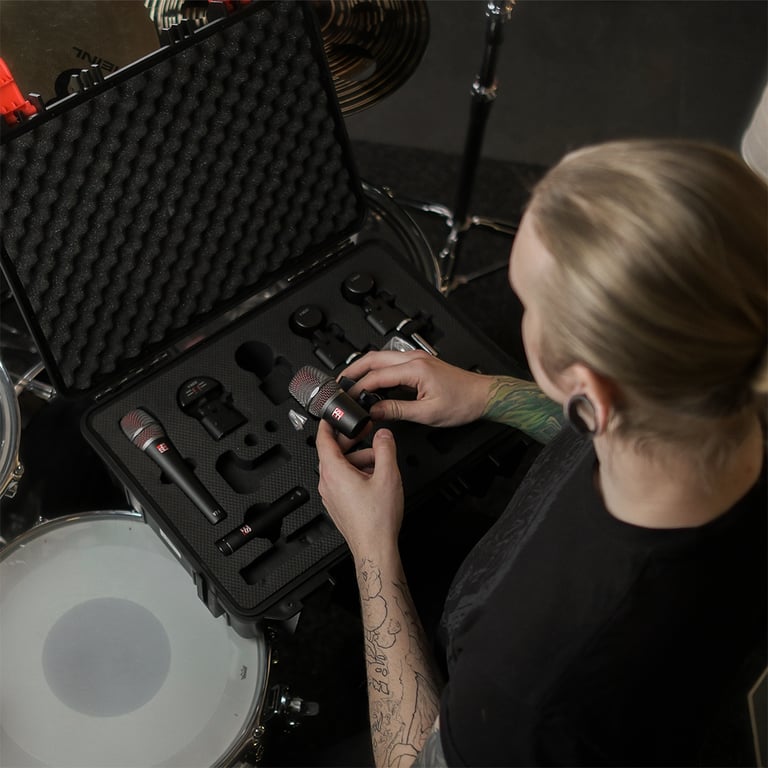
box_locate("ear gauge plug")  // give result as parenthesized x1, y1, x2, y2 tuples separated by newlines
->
(564, 394, 597, 436)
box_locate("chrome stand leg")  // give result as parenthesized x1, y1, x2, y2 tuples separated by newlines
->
(393, 1, 518, 295)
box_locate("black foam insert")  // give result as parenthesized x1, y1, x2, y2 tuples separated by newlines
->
(83, 242, 527, 631)
(0, 1, 364, 396)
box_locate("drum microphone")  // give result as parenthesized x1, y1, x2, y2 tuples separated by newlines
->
(119, 408, 226, 525)
(288, 365, 370, 438)
(215, 485, 310, 555)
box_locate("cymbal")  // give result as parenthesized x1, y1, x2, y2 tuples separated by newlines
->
(310, 0, 430, 115)
(149, 0, 429, 114)
(0, 0, 428, 115)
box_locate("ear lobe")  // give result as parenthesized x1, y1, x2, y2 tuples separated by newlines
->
(563, 363, 618, 436)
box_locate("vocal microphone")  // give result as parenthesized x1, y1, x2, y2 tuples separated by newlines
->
(288, 365, 370, 438)
(119, 407, 227, 524)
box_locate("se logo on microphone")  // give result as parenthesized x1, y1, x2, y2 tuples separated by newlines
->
(331, 407, 345, 421)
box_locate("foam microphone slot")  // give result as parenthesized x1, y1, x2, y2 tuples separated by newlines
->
(235, 341, 293, 405)
(239, 514, 334, 585)
(216, 445, 292, 494)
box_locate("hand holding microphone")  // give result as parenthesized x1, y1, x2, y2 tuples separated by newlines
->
(337, 350, 492, 428)
(288, 365, 371, 438)
(119, 408, 226, 524)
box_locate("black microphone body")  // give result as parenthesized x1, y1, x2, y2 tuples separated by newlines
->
(120, 408, 226, 525)
(288, 366, 370, 438)
(314, 387, 371, 438)
(216, 485, 310, 555)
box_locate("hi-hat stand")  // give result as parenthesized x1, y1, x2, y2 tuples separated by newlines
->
(397, 0, 518, 295)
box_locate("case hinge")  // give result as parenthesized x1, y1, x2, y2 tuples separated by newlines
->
(68, 63, 106, 94)
(159, 19, 198, 46)
(94, 351, 173, 402)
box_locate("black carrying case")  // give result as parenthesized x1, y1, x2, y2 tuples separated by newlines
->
(0, 0, 527, 637)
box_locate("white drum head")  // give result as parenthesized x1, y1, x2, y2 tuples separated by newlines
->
(0, 513, 268, 767)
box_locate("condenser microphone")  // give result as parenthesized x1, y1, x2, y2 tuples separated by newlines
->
(288, 366, 370, 438)
(119, 408, 226, 525)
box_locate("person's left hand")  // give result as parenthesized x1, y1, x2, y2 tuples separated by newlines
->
(316, 420, 404, 560)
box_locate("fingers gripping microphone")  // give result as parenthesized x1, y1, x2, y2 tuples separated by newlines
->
(119, 408, 226, 525)
(288, 366, 370, 438)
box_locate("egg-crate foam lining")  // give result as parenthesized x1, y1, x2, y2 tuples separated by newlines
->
(0, 0, 364, 396)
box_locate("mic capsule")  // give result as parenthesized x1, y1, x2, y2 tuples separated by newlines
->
(306, 377, 345, 418)
(287, 364, 327, 409)
(119, 408, 164, 450)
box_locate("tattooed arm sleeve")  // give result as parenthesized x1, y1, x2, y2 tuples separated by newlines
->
(482, 376, 563, 444)
(356, 553, 442, 768)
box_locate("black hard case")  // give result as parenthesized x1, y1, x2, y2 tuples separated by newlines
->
(0, 1, 526, 637)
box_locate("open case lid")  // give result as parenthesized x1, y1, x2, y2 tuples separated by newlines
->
(0, 0, 366, 399)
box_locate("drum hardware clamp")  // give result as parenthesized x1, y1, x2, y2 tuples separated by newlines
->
(1, 462, 24, 499)
(264, 683, 320, 730)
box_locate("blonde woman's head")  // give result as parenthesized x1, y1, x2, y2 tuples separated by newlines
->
(526, 139, 767, 449)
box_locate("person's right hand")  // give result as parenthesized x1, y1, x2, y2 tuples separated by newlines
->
(341, 350, 494, 428)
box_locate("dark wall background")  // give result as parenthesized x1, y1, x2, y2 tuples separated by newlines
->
(344, 0, 768, 167)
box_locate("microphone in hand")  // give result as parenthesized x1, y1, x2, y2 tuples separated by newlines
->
(288, 365, 370, 438)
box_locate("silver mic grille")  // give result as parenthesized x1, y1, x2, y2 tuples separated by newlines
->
(306, 379, 342, 417)
(288, 365, 336, 416)
(120, 408, 164, 446)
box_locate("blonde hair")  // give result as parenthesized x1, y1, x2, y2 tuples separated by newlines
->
(528, 139, 767, 448)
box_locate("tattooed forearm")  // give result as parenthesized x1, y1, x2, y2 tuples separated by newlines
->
(483, 376, 563, 444)
(357, 557, 442, 768)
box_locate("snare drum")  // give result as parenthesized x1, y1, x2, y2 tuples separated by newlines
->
(0, 511, 271, 767)
(0, 358, 23, 500)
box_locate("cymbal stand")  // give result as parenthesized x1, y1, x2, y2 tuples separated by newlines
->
(396, 1, 517, 295)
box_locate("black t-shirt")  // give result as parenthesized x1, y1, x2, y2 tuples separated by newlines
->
(439, 428, 767, 766)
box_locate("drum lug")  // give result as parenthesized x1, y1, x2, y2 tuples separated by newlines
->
(0, 462, 24, 499)
(240, 724, 267, 766)
(265, 683, 320, 729)
(2, 461, 24, 499)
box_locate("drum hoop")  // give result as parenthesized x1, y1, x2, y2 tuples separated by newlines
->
(214, 643, 274, 767)
(361, 180, 440, 289)
(0, 508, 144, 556)
(0, 358, 21, 498)
(1, 509, 274, 767)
